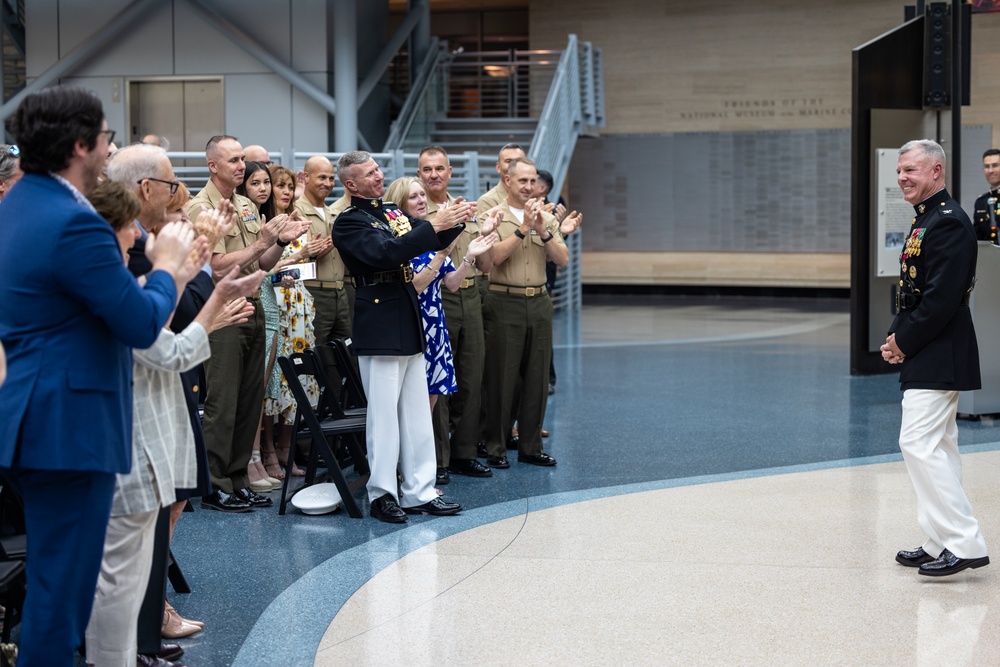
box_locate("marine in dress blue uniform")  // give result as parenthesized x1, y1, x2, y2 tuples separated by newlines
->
(330, 152, 465, 523)
(883, 139, 989, 578)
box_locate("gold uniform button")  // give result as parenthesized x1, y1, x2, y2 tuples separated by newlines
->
(374, 298, 380, 304)
(900, 280, 904, 286)
(192, 385, 199, 393)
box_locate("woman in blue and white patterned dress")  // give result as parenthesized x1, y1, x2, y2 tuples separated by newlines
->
(384, 177, 498, 408)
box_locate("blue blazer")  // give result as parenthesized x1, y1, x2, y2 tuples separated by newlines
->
(0, 173, 177, 473)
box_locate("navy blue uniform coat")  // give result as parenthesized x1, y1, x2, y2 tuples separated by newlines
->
(890, 188, 981, 392)
(331, 196, 462, 356)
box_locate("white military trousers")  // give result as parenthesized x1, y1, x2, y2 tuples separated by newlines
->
(899, 389, 988, 559)
(359, 353, 438, 507)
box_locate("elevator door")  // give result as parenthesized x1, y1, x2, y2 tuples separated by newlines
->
(128, 79, 223, 152)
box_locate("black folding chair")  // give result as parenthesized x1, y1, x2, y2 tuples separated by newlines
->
(276, 352, 368, 517)
(310, 345, 370, 473)
(328, 337, 368, 410)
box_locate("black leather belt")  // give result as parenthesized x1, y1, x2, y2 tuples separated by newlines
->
(896, 291, 970, 313)
(353, 266, 413, 288)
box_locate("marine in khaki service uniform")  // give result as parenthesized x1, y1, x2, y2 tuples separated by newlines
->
(482, 157, 567, 468)
(295, 156, 352, 347)
(417, 146, 496, 481)
(189, 135, 304, 512)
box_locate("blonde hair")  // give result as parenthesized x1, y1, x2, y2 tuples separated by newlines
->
(165, 181, 190, 214)
(384, 176, 425, 217)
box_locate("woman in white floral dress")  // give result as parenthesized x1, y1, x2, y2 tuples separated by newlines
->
(267, 165, 325, 476)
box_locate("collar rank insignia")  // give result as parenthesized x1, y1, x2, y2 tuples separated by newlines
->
(918, 204, 926, 214)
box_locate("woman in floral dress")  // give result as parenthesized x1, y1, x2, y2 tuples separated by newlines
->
(267, 165, 325, 476)
(383, 177, 499, 408)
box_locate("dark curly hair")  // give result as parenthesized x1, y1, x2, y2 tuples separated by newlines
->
(10, 86, 104, 175)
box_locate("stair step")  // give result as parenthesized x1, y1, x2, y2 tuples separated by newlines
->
(431, 128, 534, 140)
(433, 117, 538, 127)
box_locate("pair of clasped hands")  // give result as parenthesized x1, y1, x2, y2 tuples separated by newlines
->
(144, 200, 269, 331)
(512, 198, 583, 239)
(881, 333, 905, 365)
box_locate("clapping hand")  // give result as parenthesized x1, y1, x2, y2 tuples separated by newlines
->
(211, 296, 255, 331)
(560, 211, 582, 236)
(305, 233, 332, 258)
(466, 231, 499, 258)
(192, 199, 235, 247)
(480, 209, 502, 236)
(260, 213, 289, 246)
(279, 210, 311, 244)
(146, 221, 195, 274)
(524, 198, 546, 234)
(175, 235, 212, 285)
(431, 200, 476, 232)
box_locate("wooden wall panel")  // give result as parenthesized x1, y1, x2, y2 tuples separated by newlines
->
(531, 0, 1000, 139)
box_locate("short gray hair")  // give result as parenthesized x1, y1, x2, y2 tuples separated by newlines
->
(0, 144, 18, 183)
(106, 143, 168, 192)
(899, 139, 946, 169)
(337, 150, 372, 182)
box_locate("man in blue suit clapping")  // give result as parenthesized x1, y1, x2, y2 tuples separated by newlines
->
(0, 86, 196, 666)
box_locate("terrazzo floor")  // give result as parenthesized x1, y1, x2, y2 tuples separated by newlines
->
(159, 295, 1000, 666)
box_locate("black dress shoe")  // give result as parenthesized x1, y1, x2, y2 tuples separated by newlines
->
(370, 493, 407, 523)
(137, 654, 184, 667)
(477, 442, 487, 458)
(448, 458, 493, 478)
(403, 497, 463, 516)
(200, 490, 251, 513)
(918, 549, 990, 577)
(436, 466, 450, 485)
(896, 546, 935, 567)
(233, 487, 273, 508)
(486, 455, 509, 469)
(518, 453, 557, 466)
(158, 642, 184, 661)
(506, 434, 519, 450)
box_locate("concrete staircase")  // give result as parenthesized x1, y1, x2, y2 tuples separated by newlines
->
(429, 117, 537, 155)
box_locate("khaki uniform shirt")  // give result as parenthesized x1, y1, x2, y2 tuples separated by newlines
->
(328, 193, 351, 217)
(489, 200, 564, 288)
(295, 197, 346, 283)
(187, 180, 262, 277)
(476, 183, 507, 218)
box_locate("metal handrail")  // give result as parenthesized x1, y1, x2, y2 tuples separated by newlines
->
(383, 38, 444, 152)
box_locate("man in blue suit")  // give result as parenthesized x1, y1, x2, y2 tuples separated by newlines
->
(0, 86, 194, 666)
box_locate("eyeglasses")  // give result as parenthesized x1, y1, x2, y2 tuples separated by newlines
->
(138, 177, 180, 195)
(0, 145, 19, 161)
(98, 129, 116, 144)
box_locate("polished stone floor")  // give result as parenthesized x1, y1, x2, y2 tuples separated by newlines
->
(159, 295, 1000, 666)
